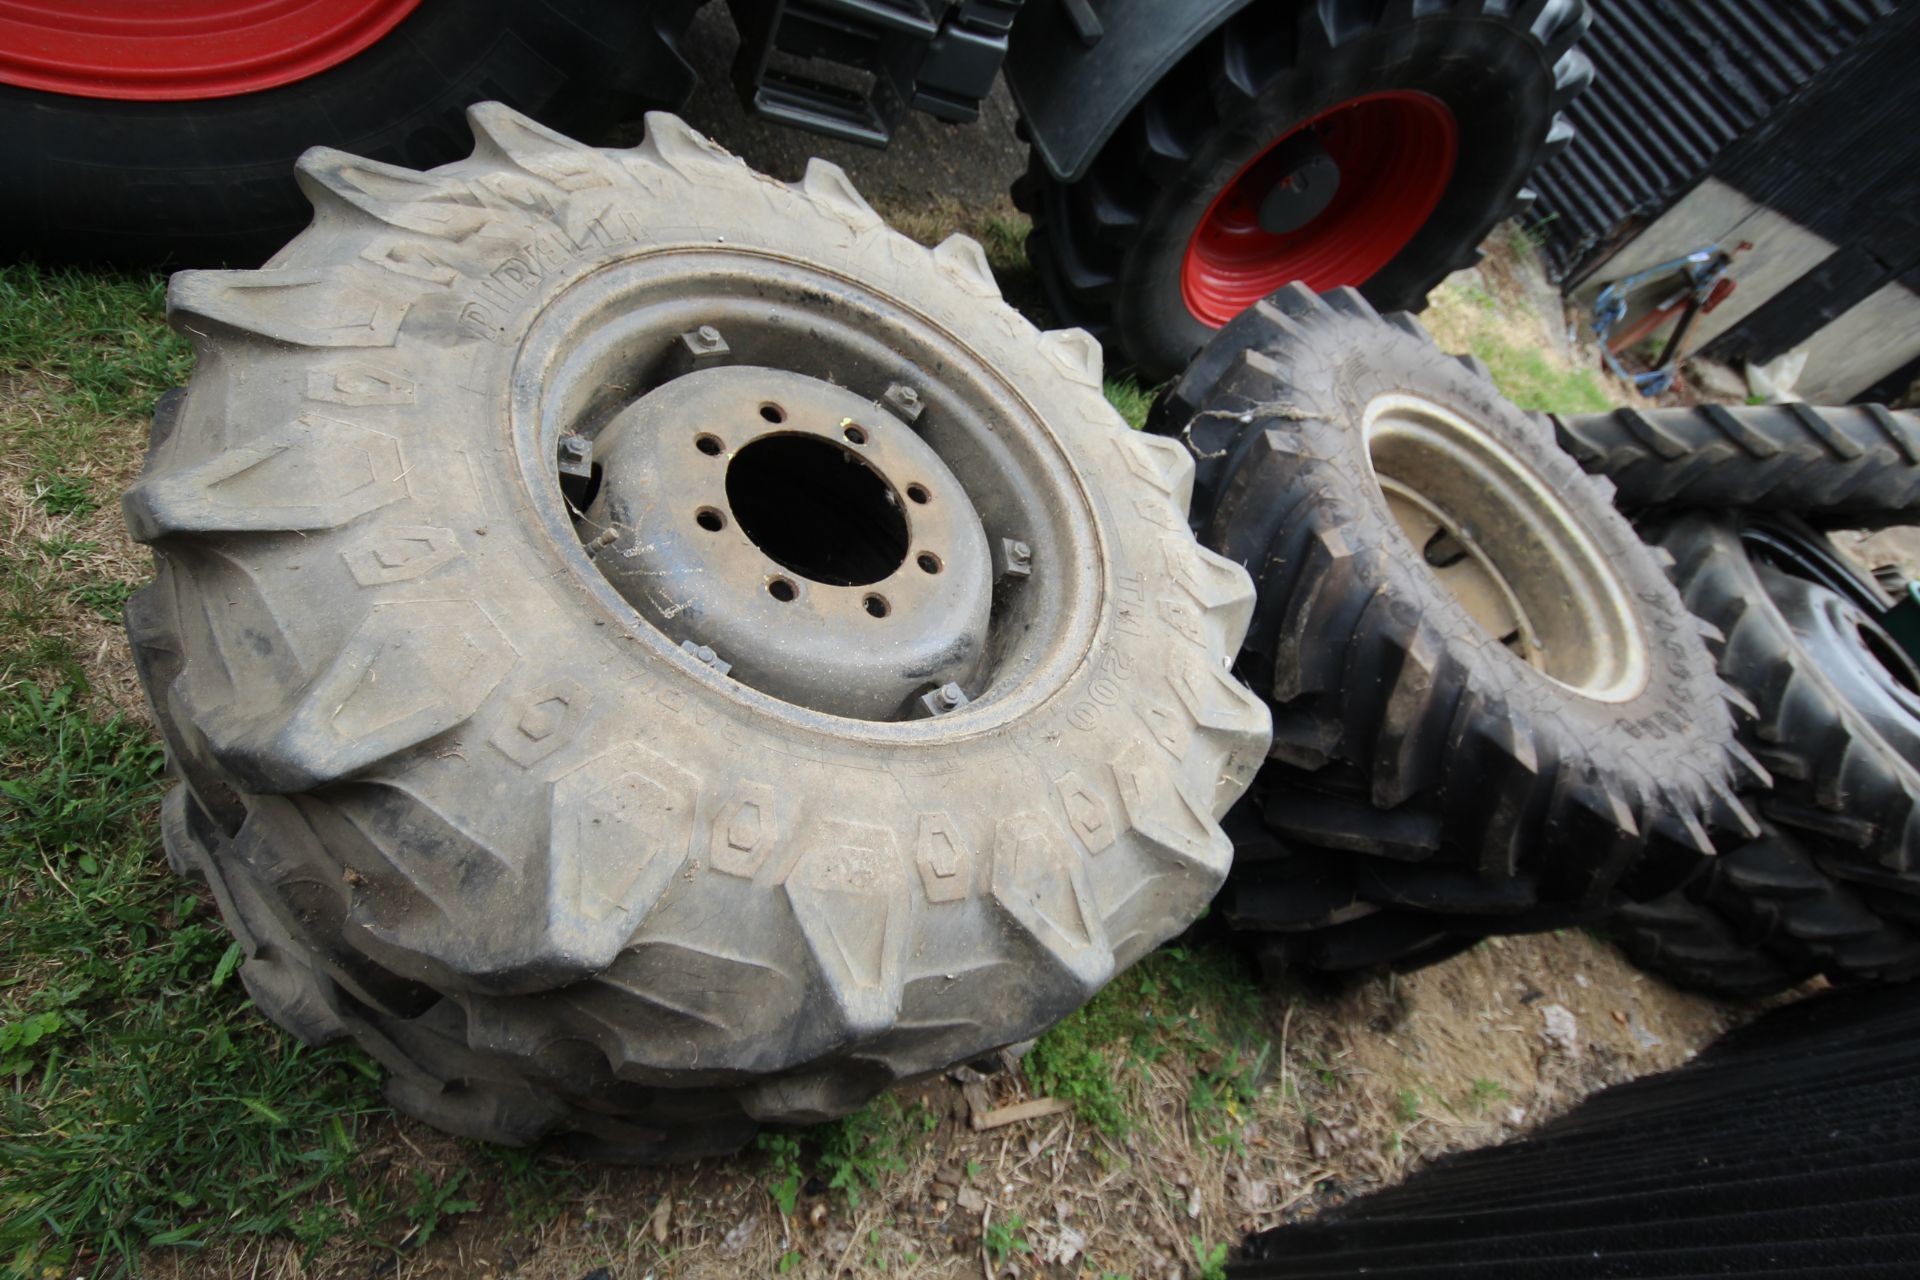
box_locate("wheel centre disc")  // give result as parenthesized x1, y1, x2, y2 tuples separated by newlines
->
(583, 365, 994, 720)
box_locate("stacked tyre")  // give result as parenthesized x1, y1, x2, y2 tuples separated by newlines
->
(1148, 285, 1760, 974)
(123, 108, 1270, 1156)
(1558, 405, 1920, 995)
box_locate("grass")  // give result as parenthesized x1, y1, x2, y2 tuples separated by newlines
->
(1025, 945, 1269, 1142)
(0, 264, 191, 421)
(758, 1093, 941, 1217)
(0, 684, 396, 1277)
(1464, 332, 1613, 415)
(1, 262, 186, 695)
(0, 262, 428, 1278)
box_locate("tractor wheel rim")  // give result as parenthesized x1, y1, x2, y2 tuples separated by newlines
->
(515, 250, 1097, 730)
(0, 0, 422, 100)
(1364, 392, 1650, 703)
(585, 365, 997, 721)
(1181, 91, 1460, 328)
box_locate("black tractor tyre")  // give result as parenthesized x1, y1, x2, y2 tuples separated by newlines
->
(1, 0, 695, 267)
(1613, 821, 1920, 999)
(123, 107, 1270, 1156)
(1555, 403, 1920, 530)
(1149, 285, 1760, 967)
(1013, 0, 1591, 382)
(1612, 516, 1920, 997)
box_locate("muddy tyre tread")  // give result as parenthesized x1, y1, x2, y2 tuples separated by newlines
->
(125, 106, 1268, 1156)
(1556, 403, 1920, 529)
(1150, 285, 1756, 969)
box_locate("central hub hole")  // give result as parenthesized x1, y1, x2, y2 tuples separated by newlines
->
(725, 434, 909, 587)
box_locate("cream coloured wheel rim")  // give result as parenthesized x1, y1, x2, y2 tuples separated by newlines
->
(1363, 393, 1649, 703)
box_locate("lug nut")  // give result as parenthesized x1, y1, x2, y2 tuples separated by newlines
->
(999, 537, 1033, 578)
(883, 382, 926, 425)
(919, 681, 972, 717)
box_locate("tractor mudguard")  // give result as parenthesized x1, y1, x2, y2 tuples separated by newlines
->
(1004, 0, 1252, 183)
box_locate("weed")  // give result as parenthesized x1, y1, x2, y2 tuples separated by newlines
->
(757, 1131, 806, 1216)
(67, 577, 134, 621)
(1506, 213, 1558, 259)
(1395, 1087, 1422, 1125)
(1467, 1078, 1511, 1114)
(983, 1215, 1031, 1268)
(1192, 1236, 1230, 1280)
(487, 1146, 579, 1232)
(816, 1094, 936, 1207)
(404, 1169, 479, 1249)
(778, 1249, 801, 1273)
(979, 214, 1031, 274)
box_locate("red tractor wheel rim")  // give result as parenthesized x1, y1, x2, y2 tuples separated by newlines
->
(1181, 91, 1461, 328)
(0, 0, 423, 101)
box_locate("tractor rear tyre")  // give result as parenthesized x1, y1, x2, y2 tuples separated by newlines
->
(1151, 285, 1758, 971)
(1016, 0, 1592, 381)
(1, 0, 694, 266)
(123, 106, 1269, 1156)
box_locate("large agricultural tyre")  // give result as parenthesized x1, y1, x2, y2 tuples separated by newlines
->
(1554, 403, 1920, 530)
(0, 0, 698, 266)
(1148, 285, 1760, 974)
(1014, 0, 1592, 382)
(1611, 516, 1920, 998)
(121, 105, 1271, 1157)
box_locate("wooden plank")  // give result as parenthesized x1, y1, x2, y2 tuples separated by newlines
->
(969, 1096, 1071, 1131)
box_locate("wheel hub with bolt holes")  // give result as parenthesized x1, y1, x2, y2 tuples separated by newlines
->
(1362, 392, 1649, 703)
(584, 366, 992, 720)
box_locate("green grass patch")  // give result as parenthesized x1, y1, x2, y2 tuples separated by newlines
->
(1465, 332, 1612, 415)
(0, 263, 184, 543)
(1024, 944, 1267, 1140)
(1104, 379, 1157, 430)
(0, 264, 190, 420)
(756, 1092, 939, 1214)
(0, 683, 393, 1278)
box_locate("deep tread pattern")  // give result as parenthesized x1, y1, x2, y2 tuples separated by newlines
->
(1555, 403, 1920, 529)
(1615, 517, 1920, 997)
(1614, 823, 1920, 998)
(1152, 286, 1756, 970)
(125, 107, 1268, 1157)
(1016, 0, 1591, 380)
